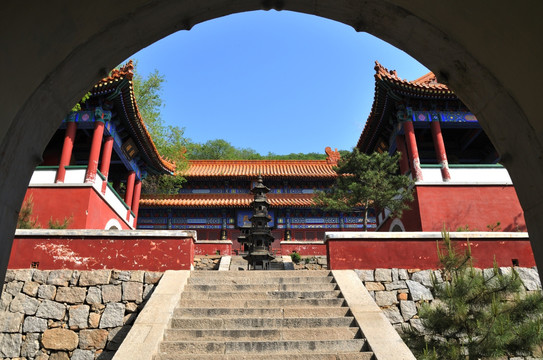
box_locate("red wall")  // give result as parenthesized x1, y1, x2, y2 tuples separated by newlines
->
(381, 185, 526, 232)
(9, 236, 194, 271)
(24, 187, 130, 230)
(326, 236, 535, 269)
(195, 242, 232, 256)
(281, 242, 326, 256)
(417, 186, 526, 232)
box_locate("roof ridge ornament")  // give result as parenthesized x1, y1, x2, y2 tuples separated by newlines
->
(325, 146, 341, 165)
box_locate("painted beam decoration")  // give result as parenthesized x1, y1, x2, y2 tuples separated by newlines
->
(237, 210, 274, 227)
(63, 109, 145, 179)
(137, 208, 236, 230)
(410, 109, 478, 123)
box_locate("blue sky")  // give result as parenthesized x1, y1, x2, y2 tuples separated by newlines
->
(131, 10, 428, 155)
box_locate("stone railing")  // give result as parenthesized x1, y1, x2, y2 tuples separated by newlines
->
(0, 269, 163, 359)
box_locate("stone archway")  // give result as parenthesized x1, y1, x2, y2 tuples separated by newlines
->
(2, 1, 542, 283)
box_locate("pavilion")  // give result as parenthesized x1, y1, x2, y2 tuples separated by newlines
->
(358, 62, 526, 233)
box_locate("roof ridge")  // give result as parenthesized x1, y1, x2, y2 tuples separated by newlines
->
(373, 60, 450, 91)
(92, 60, 176, 174)
(188, 159, 329, 163)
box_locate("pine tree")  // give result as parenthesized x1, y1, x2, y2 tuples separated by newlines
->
(403, 231, 543, 359)
(313, 149, 414, 230)
(17, 195, 39, 229)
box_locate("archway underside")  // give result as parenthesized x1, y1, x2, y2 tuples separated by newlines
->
(1, 0, 543, 283)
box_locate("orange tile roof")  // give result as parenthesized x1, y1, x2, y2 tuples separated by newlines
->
(182, 160, 338, 179)
(374, 61, 451, 92)
(91, 61, 176, 174)
(139, 193, 316, 208)
(357, 61, 458, 151)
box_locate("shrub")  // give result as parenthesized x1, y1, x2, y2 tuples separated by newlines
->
(290, 251, 301, 264)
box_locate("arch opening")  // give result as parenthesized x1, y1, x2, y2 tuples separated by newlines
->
(2, 1, 543, 285)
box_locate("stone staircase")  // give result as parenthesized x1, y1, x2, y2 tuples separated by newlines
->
(154, 270, 374, 359)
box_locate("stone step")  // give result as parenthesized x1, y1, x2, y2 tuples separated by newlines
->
(170, 317, 357, 329)
(173, 307, 351, 318)
(177, 298, 347, 308)
(164, 327, 360, 341)
(188, 276, 335, 285)
(155, 352, 374, 360)
(180, 290, 342, 300)
(184, 283, 338, 292)
(159, 339, 368, 355)
(269, 263, 286, 270)
(190, 270, 332, 277)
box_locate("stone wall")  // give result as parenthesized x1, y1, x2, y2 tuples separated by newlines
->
(356, 267, 542, 359)
(292, 256, 327, 270)
(0, 269, 163, 359)
(193, 255, 220, 270)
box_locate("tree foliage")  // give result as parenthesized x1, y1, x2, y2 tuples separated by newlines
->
(403, 231, 543, 359)
(185, 138, 340, 160)
(186, 139, 261, 160)
(130, 63, 189, 193)
(313, 149, 414, 230)
(48, 216, 72, 229)
(17, 195, 39, 229)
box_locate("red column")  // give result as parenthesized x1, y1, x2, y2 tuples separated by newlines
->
(125, 171, 136, 209)
(396, 135, 410, 175)
(131, 179, 142, 224)
(430, 120, 451, 181)
(56, 121, 77, 183)
(85, 120, 105, 183)
(403, 120, 423, 181)
(100, 136, 114, 193)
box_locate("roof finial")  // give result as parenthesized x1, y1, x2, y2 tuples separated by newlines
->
(325, 146, 341, 165)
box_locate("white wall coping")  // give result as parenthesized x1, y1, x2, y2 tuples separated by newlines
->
(280, 240, 326, 245)
(325, 231, 529, 241)
(194, 240, 232, 244)
(15, 229, 197, 239)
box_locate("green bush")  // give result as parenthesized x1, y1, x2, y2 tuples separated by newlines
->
(290, 251, 301, 264)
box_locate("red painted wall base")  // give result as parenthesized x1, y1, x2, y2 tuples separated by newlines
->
(9, 236, 194, 271)
(327, 235, 535, 270)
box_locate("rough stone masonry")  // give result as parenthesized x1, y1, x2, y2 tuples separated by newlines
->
(0, 269, 162, 360)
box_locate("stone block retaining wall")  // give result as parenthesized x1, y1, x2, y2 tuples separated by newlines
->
(0, 269, 163, 360)
(292, 256, 327, 270)
(193, 256, 220, 270)
(356, 267, 542, 359)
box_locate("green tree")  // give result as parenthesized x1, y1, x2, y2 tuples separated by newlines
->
(262, 152, 327, 160)
(131, 63, 189, 193)
(186, 139, 262, 160)
(48, 216, 72, 229)
(17, 195, 40, 229)
(185, 138, 349, 160)
(313, 149, 414, 230)
(403, 231, 543, 359)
